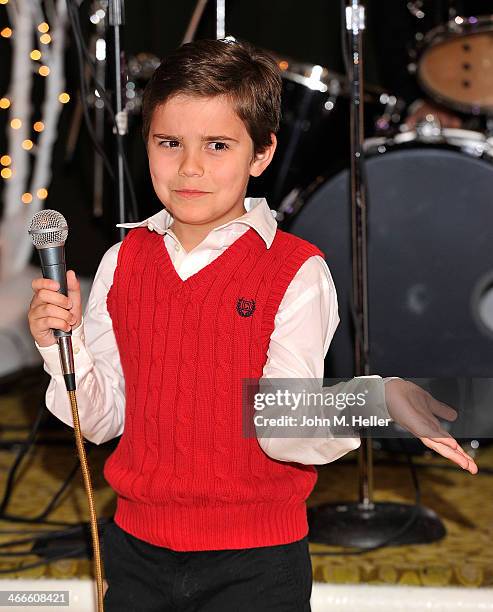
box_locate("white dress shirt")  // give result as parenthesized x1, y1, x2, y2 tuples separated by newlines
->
(36, 197, 394, 464)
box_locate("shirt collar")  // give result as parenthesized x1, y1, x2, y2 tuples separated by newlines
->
(116, 197, 278, 249)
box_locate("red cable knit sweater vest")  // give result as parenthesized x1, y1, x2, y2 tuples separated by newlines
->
(104, 224, 325, 551)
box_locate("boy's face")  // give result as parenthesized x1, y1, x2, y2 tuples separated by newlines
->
(147, 94, 276, 229)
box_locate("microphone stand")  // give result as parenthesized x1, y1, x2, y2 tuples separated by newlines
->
(307, 0, 445, 548)
(108, 0, 127, 241)
(216, 0, 225, 39)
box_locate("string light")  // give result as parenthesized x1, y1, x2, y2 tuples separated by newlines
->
(0, 0, 9, 5)
(1, 19, 60, 207)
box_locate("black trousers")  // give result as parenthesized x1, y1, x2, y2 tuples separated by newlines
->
(102, 521, 312, 611)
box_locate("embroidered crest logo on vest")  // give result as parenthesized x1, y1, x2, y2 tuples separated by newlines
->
(236, 297, 256, 317)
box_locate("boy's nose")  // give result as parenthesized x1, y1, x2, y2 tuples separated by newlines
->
(178, 151, 204, 177)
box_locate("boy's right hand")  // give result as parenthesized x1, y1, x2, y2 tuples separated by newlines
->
(28, 270, 82, 348)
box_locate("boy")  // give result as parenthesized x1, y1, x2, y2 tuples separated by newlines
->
(28, 39, 477, 611)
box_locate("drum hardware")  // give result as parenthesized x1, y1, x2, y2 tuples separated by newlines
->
(75, 52, 159, 117)
(257, 50, 404, 207)
(375, 93, 406, 134)
(487, 116, 493, 137)
(216, 0, 225, 39)
(364, 127, 493, 159)
(124, 53, 161, 114)
(269, 62, 329, 207)
(415, 113, 443, 134)
(323, 78, 341, 112)
(272, 52, 403, 107)
(407, 1, 426, 21)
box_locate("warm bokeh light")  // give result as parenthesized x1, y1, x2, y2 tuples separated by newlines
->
(1, 168, 12, 179)
(38, 65, 50, 76)
(33, 121, 44, 132)
(40, 33, 51, 45)
(279, 60, 289, 70)
(38, 22, 49, 33)
(0, 155, 11, 166)
(0, 98, 11, 109)
(10, 118, 21, 129)
(58, 92, 70, 104)
(30, 49, 42, 60)
(37, 188, 48, 199)
(0, 0, 9, 5)
(22, 139, 33, 150)
(1, 27, 12, 38)
(21, 193, 33, 204)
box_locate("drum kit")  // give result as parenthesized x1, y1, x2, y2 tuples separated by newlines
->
(265, 3, 493, 391)
(264, 7, 493, 216)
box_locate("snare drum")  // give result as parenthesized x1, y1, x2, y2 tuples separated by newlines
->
(282, 130, 493, 379)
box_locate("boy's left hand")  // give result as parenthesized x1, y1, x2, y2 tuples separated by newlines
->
(384, 379, 479, 475)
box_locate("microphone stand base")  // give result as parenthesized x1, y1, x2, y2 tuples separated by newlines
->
(308, 501, 446, 548)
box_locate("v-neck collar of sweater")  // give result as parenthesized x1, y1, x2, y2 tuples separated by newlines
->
(151, 225, 264, 290)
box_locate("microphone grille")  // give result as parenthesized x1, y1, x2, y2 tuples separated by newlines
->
(28, 209, 68, 248)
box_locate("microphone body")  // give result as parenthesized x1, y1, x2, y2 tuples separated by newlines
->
(29, 211, 76, 391)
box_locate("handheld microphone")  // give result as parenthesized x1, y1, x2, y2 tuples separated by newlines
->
(28, 209, 76, 391)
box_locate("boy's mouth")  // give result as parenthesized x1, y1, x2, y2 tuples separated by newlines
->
(174, 189, 210, 199)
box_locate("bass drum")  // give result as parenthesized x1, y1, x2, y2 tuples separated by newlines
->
(283, 133, 493, 380)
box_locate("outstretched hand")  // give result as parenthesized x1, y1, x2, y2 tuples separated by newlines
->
(384, 379, 478, 475)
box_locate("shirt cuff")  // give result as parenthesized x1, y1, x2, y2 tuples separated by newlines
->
(357, 375, 395, 422)
(35, 317, 91, 376)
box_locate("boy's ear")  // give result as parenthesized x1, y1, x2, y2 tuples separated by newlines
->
(249, 133, 277, 178)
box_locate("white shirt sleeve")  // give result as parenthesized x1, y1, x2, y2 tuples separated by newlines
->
(258, 255, 395, 465)
(35, 242, 125, 445)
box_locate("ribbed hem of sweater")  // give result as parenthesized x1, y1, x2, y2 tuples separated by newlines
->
(114, 496, 309, 552)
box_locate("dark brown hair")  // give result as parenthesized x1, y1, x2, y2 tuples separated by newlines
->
(141, 38, 282, 154)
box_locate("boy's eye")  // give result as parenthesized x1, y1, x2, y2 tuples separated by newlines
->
(206, 142, 229, 152)
(158, 140, 180, 148)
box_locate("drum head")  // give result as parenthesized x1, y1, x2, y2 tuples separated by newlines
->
(418, 18, 493, 113)
(287, 147, 493, 377)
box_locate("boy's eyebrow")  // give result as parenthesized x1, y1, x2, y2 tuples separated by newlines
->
(153, 133, 240, 143)
(202, 135, 240, 143)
